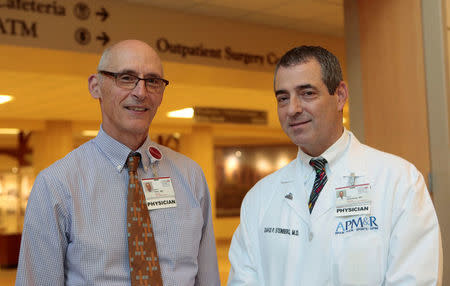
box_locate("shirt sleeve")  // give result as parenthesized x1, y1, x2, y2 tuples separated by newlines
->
(16, 172, 70, 286)
(384, 167, 442, 285)
(194, 167, 221, 286)
(227, 193, 260, 286)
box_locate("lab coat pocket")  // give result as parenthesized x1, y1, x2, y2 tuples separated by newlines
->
(332, 231, 385, 286)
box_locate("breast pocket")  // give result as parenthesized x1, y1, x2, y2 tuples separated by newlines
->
(332, 231, 385, 286)
(153, 207, 203, 264)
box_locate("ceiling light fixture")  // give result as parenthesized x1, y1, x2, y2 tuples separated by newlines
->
(167, 107, 194, 119)
(0, 95, 13, 104)
(0, 128, 20, 135)
(81, 130, 99, 137)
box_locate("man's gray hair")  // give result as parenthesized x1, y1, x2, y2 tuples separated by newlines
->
(274, 46, 343, 94)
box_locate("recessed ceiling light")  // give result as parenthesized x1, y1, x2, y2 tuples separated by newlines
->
(0, 128, 20, 135)
(167, 107, 194, 119)
(81, 130, 99, 137)
(0, 95, 13, 104)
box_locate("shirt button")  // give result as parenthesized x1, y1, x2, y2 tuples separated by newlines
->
(117, 165, 122, 170)
(309, 232, 314, 241)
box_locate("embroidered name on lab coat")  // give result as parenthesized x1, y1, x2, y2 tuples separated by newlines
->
(264, 227, 299, 236)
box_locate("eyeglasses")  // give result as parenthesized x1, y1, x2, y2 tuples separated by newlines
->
(98, 70, 169, 93)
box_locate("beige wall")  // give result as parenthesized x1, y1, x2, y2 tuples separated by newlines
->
(447, 0, 450, 134)
(358, 0, 430, 179)
(354, 0, 450, 282)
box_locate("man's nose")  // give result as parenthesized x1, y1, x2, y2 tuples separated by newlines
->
(132, 79, 147, 99)
(287, 95, 303, 116)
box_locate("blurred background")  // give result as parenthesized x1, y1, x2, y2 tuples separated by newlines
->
(0, 0, 449, 284)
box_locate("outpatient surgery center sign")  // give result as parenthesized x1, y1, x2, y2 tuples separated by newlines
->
(156, 37, 280, 66)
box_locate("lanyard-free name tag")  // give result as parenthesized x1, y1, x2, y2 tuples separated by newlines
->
(141, 177, 177, 210)
(335, 183, 371, 217)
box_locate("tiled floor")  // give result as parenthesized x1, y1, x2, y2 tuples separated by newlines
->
(0, 239, 232, 286)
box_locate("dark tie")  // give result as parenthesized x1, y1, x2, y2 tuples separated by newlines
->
(126, 153, 163, 286)
(308, 158, 328, 213)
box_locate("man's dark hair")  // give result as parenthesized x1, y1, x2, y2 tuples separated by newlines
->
(274, 46, 343, 94)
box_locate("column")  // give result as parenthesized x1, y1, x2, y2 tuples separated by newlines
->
(357, 0, 431, 176)
(32, 120, 74, 175)
(179, 126, 216, 219)
(345, 0, 449, 282)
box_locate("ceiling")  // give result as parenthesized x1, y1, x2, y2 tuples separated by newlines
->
(124, 0, 344, 36)
(0, 0, 346, 146)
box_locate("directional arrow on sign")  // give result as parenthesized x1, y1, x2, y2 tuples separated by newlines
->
(95, 7, 109, 22)
(96, 32, 110, 46)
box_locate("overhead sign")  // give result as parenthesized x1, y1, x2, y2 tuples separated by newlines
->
(0, 0, 292, 70)
(194, 107, 267, 125)
(0, 0, 110, 47)
(156, 38, 280, 66)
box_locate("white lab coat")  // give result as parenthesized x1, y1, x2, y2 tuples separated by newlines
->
(228, 132, 442, 286)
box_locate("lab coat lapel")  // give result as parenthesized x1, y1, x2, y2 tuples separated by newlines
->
(309, 181, 334, 218)
(281, 159, 311, 225)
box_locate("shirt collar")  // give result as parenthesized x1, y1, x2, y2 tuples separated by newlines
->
(92, 126, 131, 172)
(92, 126, 160, 173)
(298, 128, 350, 169)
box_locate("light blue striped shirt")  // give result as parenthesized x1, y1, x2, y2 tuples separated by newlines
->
(16, 127, 220, 285)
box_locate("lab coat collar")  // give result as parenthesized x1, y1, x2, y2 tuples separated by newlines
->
(281, 131, 371, 221)
(341, 131, 369, 183)
(297, 128, 349, 168)
(311, 131, 371, 219)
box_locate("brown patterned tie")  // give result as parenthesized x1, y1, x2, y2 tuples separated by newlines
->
(126, 152, 163, 286)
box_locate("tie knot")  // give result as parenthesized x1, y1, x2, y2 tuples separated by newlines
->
(126, 152, 141, 172)
(309, 158, 327, 171)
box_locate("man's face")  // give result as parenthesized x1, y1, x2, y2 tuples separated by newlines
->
(90, 41, 164, 148)
(274, 59, 347, 157)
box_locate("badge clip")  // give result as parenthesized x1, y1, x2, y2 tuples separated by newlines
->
(146, 146, 163, 177)
(343, 172, 361, 187)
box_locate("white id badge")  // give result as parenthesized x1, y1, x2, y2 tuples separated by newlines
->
(335, 183, 371, 217)
(141, 177, 177, 210)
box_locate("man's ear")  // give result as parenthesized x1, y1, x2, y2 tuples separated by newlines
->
(88, 74, 102, 100)
(335, 81, 348, 112)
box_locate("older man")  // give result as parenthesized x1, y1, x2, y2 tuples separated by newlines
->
(17, 40, 220, 285)
(228, 46, 442, 285)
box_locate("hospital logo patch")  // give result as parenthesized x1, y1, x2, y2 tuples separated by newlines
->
(335, 215, 378, 235)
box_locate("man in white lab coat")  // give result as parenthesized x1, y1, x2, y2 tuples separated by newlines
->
(228, 46, 442, 286)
